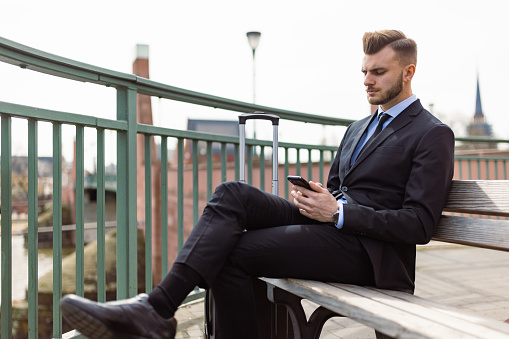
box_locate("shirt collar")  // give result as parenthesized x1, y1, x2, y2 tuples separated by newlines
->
(378, 94, 417, 118)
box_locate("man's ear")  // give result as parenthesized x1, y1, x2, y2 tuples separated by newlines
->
(404, 64, 416, 82)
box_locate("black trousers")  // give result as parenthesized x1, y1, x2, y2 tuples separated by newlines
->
(175, 181, 375, 338)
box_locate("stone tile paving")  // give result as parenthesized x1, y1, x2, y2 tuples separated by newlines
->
(175, 300, 206, 339)
(174, 243, 509, 338)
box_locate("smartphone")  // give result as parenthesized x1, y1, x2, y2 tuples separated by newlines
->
(287, 175, 313, 190)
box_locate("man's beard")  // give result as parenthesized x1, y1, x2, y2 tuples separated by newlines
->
(368, 71, 403, 106)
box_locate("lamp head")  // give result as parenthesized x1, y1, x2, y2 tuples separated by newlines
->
(246, 31, 261, 50)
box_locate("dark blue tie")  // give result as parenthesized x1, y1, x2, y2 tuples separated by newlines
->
(361, 113, 390, 153)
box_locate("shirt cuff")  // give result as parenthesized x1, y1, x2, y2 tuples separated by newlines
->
(335, 200, 346, 229)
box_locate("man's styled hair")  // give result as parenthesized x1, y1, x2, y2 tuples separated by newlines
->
(363, 30, 417, 66)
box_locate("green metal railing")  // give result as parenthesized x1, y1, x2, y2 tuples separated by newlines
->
(455, 155, 508, 180)
(1, 36, 509, 339)
(0, 37, 349, 339)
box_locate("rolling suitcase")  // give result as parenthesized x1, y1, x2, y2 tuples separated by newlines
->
(204, 112, 280, 338)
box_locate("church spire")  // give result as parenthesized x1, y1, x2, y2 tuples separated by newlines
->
(474, 73, 484, 120)
(466, 72, 493, 144)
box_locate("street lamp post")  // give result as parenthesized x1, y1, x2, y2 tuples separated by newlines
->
(246, 31, 261, 139)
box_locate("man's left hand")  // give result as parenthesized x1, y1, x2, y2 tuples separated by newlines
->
(290, 181, 338, 223)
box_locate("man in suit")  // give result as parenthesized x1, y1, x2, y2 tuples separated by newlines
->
(60, 30, 455, 339)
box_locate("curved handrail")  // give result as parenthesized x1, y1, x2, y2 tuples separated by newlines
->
(0, 36, 354, 127)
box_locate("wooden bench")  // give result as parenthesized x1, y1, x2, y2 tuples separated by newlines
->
(253, 180, 509, 338)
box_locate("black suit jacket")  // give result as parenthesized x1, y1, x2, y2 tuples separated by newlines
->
(327, 100, 455, 293)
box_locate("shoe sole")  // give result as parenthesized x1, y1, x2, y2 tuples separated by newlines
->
(61, 299, 153, 339)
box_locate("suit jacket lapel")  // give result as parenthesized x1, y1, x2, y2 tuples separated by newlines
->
(337, 114, 375, 181)
(344, 112, 378, 170)
(347, 101, 422, 173)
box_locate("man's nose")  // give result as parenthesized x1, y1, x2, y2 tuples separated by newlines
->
(364, 74, 375, 87)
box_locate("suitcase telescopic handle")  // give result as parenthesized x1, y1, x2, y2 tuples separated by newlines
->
(238, 112, 280, 125)
(238, 112, 280, 195)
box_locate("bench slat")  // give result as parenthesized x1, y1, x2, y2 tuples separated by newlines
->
(261, 278, 489, 338)
(329, 283, 509, 338)
(378, 288, 509, 335)
(434, 215, 509, 251)
(443, 180, 509, 217)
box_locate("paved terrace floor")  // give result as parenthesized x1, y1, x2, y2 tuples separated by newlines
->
(174, 242, 509, 338)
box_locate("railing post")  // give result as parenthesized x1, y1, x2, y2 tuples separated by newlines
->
(1, 115, 13, 339)
(177, 138, 184, 250)
(53, 122, 63, 339)
(207, 141, 213, 200)
(319, 149, 324, 184)
(161, 137, 168, 277)
(247, 145, 253, 185)
(75, 125, 85, 298)
(28, 119, 39, 339)
(296, 148, 301, 176)
(260, 146, 265, 191)
(116, 87, 138, 299)
(192, 141, 200, 224)
(284, 147, 289, 200)
(234, 144, 240, 181)
(144, 134, 153, 293)
(221, 143, 227, 182)
(97, 127, 106, 302)
(308, 149, 313, 181)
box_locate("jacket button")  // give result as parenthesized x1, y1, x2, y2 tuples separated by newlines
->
(341, 186, 348, 192)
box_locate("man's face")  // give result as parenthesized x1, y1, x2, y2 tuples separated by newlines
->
(362, 46, 406, 110)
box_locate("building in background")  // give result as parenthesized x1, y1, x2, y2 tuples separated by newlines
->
(184, 119, 238, 164)
(464, 74, 496, 150)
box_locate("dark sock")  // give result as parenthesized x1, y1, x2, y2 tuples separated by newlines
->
(148, 263, 202, 319)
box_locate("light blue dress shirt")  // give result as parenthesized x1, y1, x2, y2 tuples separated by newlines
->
(334, 95, 417, 229)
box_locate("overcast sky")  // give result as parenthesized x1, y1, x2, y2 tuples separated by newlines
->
(1, 0, 508, 163)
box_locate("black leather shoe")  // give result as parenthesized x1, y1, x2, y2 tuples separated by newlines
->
(60, 293, 177, 339)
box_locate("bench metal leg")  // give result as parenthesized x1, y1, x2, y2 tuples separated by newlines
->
(264, 282, 339, 339)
